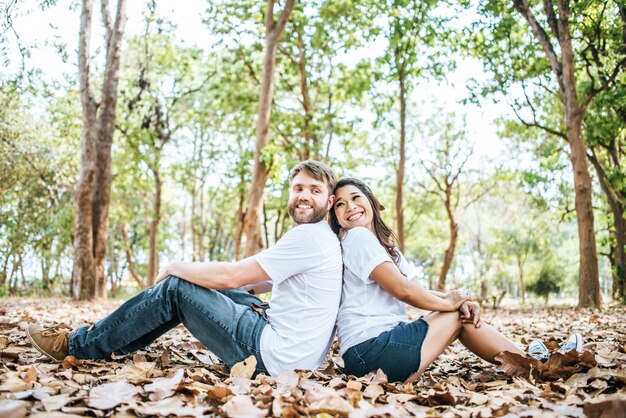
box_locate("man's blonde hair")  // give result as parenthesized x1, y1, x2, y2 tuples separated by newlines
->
(289, 160, 337, 192)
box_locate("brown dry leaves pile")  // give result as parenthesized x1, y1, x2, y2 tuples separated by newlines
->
(1, 299, 625, 417)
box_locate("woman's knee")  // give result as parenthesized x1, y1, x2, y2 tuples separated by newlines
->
(425, 311, 462, 331)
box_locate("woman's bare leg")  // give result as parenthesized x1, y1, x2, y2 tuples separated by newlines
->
(457, 319, 525, 362)
(404, 311, 525, 383)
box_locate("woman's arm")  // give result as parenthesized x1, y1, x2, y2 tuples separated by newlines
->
(371, 262, 468, 311)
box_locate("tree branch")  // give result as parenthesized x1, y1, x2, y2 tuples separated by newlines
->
(273, 0, 296, 39)
(581, 55, 626, 114)
(100, 0, 113, 43)
(504, 93, 567, 140)
(513, 0, 564, 91)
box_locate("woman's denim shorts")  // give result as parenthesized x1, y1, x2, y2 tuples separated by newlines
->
(342, 318, 429, 383)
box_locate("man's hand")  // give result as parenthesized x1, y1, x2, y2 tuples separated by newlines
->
(155, 263, 176, 284)
(458, 300, 482, 328)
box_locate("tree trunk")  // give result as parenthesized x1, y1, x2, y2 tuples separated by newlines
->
(517, 258, 526, 304)
(242, 0, 296, 257)
(437, 189, 458, 291)
(233, 186, 246, 261)
(107, 233, 118, 294)
(570, 141, 601, 306)
(41, 258, 50, 291)
(198, 180, 206, 261)
(73, 0, 98, 301)
(513, 0, 601, 308)
(121, 223, 145, 288)
(296, 23, 316, 159)
(560, 13, 601, 307)
(395, 71, 406, 252)
(73, 0, 127, 300)
(0, 250, 10, 287)
(588, 151, 626, 302)
(93, 0, 126, 299)
(146, 169, 162, 286)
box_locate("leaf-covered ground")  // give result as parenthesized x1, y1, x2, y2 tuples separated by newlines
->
(1, 298, 625, 417)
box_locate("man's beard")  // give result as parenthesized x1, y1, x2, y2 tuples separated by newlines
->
(288, 200, 328, 225)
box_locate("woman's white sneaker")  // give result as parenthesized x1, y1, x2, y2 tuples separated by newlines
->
(559, 333, 583, 353)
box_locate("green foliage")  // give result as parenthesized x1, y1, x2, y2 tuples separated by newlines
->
(0, 79, 76, 291)
(528, 257, 563, 305)
(2, 0, 619, 305)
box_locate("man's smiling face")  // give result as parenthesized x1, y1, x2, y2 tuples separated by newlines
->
(287, 171, 334, 225)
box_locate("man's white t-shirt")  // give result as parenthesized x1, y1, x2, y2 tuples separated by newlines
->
(254, 220, 342, 376)
(337, 227, 416, 356)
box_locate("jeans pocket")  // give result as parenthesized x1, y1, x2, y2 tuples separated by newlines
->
(343, 346, 366, 377)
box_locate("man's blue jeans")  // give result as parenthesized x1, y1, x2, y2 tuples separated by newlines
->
(68, 276, 268, 372)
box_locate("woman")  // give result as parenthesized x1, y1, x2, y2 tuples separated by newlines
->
(329, 178, 572, 383)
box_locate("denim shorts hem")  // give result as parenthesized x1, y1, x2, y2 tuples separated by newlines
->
(342, 318, 429, 382)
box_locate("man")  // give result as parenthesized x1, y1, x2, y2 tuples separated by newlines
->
(26, 160, 342, 376)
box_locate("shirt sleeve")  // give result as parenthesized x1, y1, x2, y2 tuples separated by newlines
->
(342, 228, 392, 284)
(253, 225, 322, 285)
(397, 251, 417, 281)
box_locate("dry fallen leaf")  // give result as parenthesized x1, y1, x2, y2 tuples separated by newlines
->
(0, 372, 31, 392)
(495, 350, 543, 377)
(362, 383, 384, 401)
(23, 366, 37, 383)
(206, 385, 234, 400)
(0, 400, 28, 418)
(41, 394, 71, 412)
(88, 381, 139, 410)
(144, 368, 185, 401)
(1, 299, 623, 418)
(305, 386, 353, 415)
(468, 392, 490, 406)
(135, 397, 210, 417)
(61, 355, 82, 369)
(276, 370, 299, 387)
(230, 355, 257, 379)
(583, 394, 626, 418)
(222, 394, 267, 418)
(115, 361, 159, 383)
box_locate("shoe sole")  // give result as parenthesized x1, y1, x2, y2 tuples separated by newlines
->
(571, 333, 583, 352)
(24, 325, 63, 362)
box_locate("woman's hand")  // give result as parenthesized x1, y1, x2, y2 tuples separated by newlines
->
(444, 290, 470, 310)
(459, 300, 482, 328)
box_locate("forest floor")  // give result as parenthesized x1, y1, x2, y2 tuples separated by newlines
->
(0, 298, 625, 417)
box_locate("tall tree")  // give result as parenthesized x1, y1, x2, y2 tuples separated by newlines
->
(416, 113, 485, 291)
(472, 0, 626, 307)
(585, 87, 626, 303)
(73, 0, 127, 300)
(372, 0, 451, 252)
(242, 0, 296, 257)
(117, 9, 211, 286)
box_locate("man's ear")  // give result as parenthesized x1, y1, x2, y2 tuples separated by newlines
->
(327, 194, 336, 209)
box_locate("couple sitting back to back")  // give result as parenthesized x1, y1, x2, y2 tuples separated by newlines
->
(27, 160, 577, 382)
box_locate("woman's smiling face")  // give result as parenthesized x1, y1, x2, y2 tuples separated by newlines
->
(333, 184, 374, 231)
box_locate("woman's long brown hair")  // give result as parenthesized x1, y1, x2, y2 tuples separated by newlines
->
(330, 178, 399, 263)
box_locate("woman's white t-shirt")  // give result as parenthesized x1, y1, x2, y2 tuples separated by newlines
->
(337, 227, 416, 356)
(254, 221, 342, 376)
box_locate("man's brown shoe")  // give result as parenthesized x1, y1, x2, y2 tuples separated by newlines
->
(25, 324, 70, 361)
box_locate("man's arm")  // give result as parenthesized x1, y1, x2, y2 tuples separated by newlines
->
(155, 257, 271, 290)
